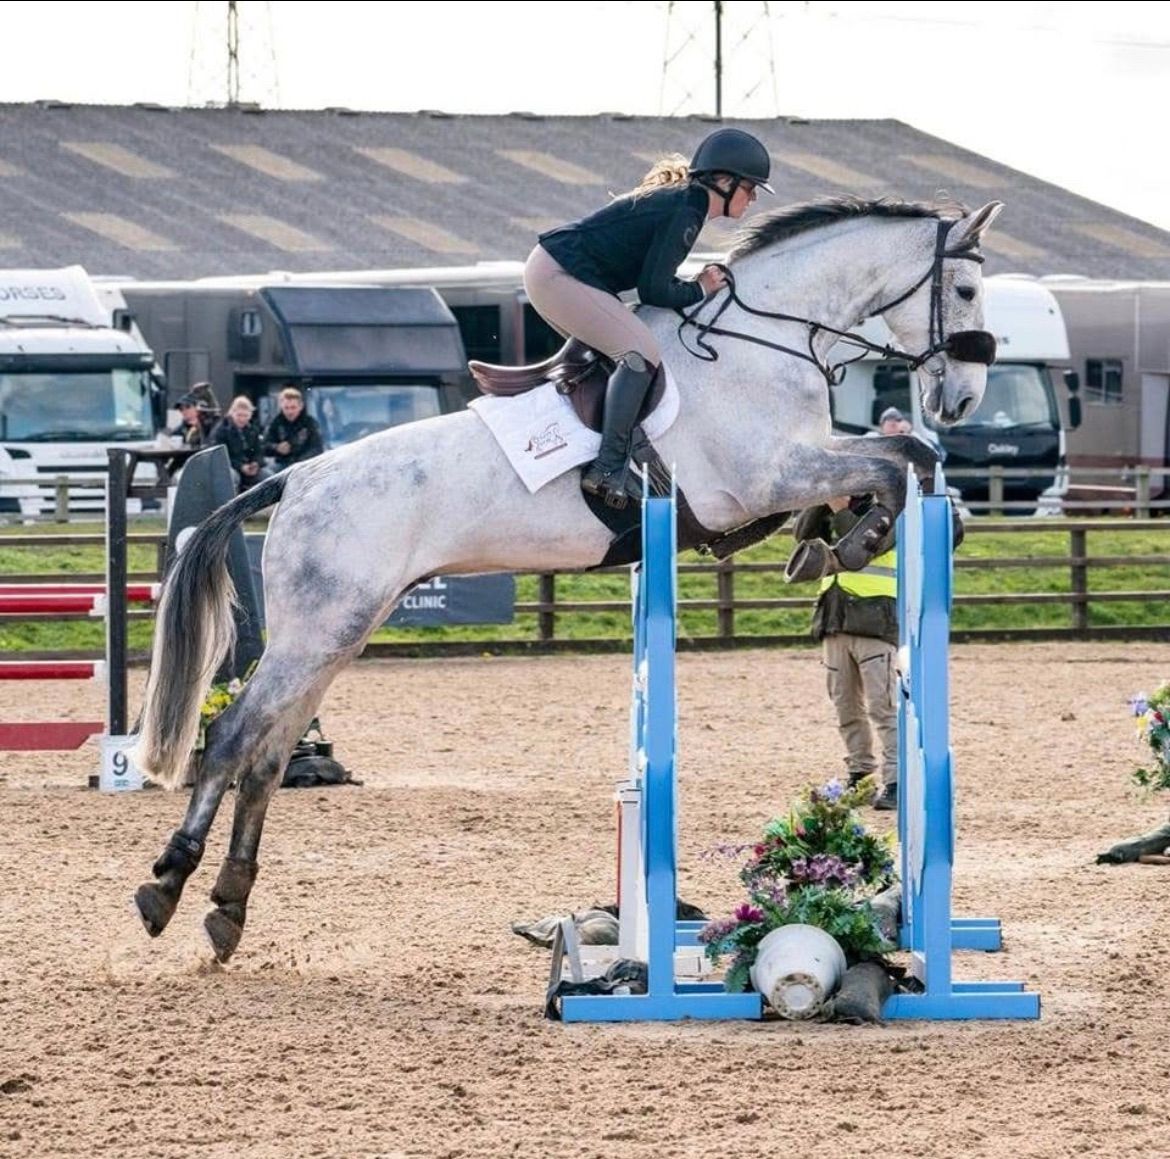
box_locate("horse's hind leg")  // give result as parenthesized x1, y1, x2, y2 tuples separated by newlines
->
(200, 649, 355, 963)
(202, 750, 286, 964)
(135, 744, 238, 937)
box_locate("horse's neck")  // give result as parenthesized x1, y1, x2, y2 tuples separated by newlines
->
(729, 218, 921, 360)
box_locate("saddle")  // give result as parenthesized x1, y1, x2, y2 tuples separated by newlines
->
(471, 338, 790, 566)
(469, 338, 668, 433)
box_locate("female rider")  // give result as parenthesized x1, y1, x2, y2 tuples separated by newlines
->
(523, 127, 773, 509)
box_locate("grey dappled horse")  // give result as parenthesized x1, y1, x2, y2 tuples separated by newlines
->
(132, 196, 1003, 962)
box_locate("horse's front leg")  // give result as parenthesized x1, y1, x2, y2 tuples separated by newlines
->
(831, 433, 942, 490)
(771, 450, 906, 582)
(134, 739, 236, 938)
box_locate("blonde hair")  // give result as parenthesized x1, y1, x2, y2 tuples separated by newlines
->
(623, 153, 691, 202)
(278, 386, 303, 402)
(227, 395, 254, 417)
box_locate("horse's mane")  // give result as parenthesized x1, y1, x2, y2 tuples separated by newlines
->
(729, 195, 970, 261)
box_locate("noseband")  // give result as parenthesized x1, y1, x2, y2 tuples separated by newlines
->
(678, 216, 997, 386)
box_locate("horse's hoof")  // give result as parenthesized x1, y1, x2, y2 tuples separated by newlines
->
(203, 907, 244, 963)
(134, 882, 177, 938)
(785, 539, 837, 584)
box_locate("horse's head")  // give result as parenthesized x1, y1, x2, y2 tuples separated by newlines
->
(879, 202, 1003, 427)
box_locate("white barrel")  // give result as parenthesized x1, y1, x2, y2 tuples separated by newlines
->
(749, 924, 847, 1019)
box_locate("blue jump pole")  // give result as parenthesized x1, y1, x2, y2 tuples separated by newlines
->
(561, 487, 762, 1023)
(883, 468, 1040, 1020)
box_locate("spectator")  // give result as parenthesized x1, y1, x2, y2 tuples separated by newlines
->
(169, 384, 219, 449)
(262, 386, 324, 471)
(878, 405, 912, 436)
(211, 395, 270, 493)
(792, 497, 899, 810)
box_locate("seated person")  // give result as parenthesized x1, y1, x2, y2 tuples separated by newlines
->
(262, 386, 324, 470)
(169, 385, 220, 449)
(211, 395, 271, 493)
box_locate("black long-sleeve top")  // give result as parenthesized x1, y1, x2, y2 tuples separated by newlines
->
(538, 183, 708, 310)
(262, 410, 324, 468)
(211, 417, 264, 472)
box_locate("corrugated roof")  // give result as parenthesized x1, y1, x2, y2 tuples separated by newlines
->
(0, 103, 1166, 280)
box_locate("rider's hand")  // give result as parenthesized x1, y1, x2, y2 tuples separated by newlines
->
(697, 264, 728, 297)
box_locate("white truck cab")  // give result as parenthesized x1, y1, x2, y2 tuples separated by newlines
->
(0, 267, 163, 517)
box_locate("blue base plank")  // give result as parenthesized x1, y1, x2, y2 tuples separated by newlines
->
(562, 990, 763, 1023)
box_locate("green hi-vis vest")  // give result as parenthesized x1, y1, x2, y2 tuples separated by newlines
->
(820, 547, 898, 599)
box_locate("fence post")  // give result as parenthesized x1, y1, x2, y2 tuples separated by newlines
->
(1135, 466, 1150, 519)
(54, 476, 70, 523)
(106, 451, 129, 735)
(1069, 528, 1088, 634)
(538, 573, 556, 642)
(989, 466, 1004, 517)
(716, 558, 735, 639)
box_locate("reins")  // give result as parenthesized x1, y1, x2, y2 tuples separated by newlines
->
(676, 217, 993, 387)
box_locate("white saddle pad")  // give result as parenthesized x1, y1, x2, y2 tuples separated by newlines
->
(468, 368, 680, 494)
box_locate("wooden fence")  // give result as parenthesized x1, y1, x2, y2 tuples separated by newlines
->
(1, 519, 1168, 660)
(3, 464, 1170, 523)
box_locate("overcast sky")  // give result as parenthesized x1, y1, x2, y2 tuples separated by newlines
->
(3, 1, 1168, 231)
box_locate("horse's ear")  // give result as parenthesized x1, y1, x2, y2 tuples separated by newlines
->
(955, 201, 1004, 247)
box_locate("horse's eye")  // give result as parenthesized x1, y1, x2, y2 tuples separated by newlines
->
(956, 286, 976, 302)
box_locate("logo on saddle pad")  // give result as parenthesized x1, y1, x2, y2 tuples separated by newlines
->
(525, 422, 569, 460)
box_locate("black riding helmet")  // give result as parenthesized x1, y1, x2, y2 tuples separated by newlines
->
(690, 127, 774, 216)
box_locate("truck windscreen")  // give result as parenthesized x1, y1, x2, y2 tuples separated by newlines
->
(960, 365, 1057, 429)
(0, 369, 155, 441)
(306, 384, 442, 448)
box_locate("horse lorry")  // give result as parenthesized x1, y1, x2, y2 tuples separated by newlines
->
(1040, 277, 1170, 503)
(108, 278, 473, 450)
(0, 266, 166, 518)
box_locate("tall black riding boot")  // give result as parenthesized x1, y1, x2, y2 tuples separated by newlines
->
(581, 354, 656, 509)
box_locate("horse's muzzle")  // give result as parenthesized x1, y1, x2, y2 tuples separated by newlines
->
(945, 329, 997, 365)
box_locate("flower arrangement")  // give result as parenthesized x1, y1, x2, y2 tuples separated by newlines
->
(1129, 682, 1170, 793)
(197, 676, 245, 751)
(699, 776, 897, 993)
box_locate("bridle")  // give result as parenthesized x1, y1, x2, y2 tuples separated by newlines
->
(676, 217, 998, 386)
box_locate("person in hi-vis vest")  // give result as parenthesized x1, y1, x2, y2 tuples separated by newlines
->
(792, 497, 899, 811)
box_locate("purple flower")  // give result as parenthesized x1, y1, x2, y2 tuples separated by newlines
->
(698, 916, 740, 944)
(788, 853, 859, 887)
(1131, 694, 1150, 716)
(734, 903, 764, 924)
(820, 779, 845, 802)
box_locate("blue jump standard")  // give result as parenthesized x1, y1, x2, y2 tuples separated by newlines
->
(560, 491, 763, 1022)
(883, 470, 1039, 1020)
(562, 472, 1038, 1023)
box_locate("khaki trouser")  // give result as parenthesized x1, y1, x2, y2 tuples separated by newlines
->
(822, 633, 898, 786)
(522, 245, 661, 364)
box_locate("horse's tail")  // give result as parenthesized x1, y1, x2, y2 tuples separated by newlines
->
(131, 473, 287, 789)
